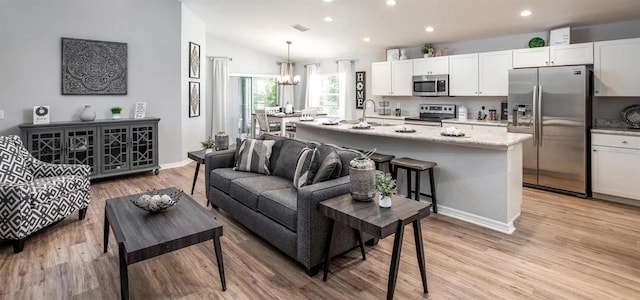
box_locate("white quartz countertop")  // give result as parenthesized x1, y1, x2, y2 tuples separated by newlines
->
(296, 120, 531, 150)
(441, 119, 508, 127)
(591, 128, 640, 136)
(365, 114, 415, 120)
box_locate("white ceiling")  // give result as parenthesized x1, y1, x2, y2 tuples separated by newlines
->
(184, 0, 640, 61)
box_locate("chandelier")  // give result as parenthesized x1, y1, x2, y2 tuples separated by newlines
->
(277, 41, 301, 85)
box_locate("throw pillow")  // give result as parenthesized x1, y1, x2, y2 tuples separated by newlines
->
(312, 147, 342, 184)
(0, 136, 33, 184)
(293, 146, 320, 189)
(234, 139, 275, 175)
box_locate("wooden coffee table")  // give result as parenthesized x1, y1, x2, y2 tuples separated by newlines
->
(320, 194, 431, 300)
(103, 187, 226, 299)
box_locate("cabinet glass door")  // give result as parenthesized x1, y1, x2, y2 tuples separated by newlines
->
(102, 126, 130, 173)
(27, 130, 64, 164)
(130, 124, 156, 169)
(65, 128, 98, 176)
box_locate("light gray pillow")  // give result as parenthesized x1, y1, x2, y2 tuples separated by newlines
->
(293, 146, 319, 189)
(234, 139, 275, 175)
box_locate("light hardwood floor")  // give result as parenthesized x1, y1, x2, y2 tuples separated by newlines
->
(1, 163, 640, 299)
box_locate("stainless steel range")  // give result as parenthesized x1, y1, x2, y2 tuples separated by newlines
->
(404, 104, 457, 126)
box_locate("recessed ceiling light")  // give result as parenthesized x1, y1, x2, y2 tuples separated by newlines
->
(520, 10, 532, 17)
(425, 26, 434, 32)
(386, 0, 396, 6)
(363, 37, 371, 42)
(323, 0, 333, 2)
(323, 16, 333, 22)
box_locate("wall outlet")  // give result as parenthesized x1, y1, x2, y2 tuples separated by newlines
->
(0, 110, 4, 120)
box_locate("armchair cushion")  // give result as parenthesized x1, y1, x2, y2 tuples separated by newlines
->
(0, 136, 33, 184)
(27, 175, 89, 206)
(30, 161, 90, 178)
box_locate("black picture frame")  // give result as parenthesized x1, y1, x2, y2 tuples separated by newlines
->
(189, 81, 200, 118)
(61, 37, 128, 95)
(355, 71, 366, 109)
(189, 42, 200, 79)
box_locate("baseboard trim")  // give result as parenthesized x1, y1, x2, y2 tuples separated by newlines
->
(160, 159, 192, 170)
(437, 205, 516, 235)
(592, 193, 640, 207)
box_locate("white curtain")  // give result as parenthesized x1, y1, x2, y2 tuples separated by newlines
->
(304, 64, 319, 109)
(277, 63, 295, 107)
(211, 58, 229, 136)
(338, 60, 354, 119)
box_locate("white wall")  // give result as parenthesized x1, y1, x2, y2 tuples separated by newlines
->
(181, 4, 207, 160)
(0, 0, 183, 165)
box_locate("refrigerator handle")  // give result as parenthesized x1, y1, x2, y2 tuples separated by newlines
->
(538, 85, 543, 147)
(532, 85, 538, 146)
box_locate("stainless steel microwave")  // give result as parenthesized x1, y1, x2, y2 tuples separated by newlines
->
(412, 75, 449, 96)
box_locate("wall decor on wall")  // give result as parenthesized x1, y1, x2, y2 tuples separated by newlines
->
(189, 42, 200, 79)
(61, 37, 127, 95)
(355, 71, 366, 109)
(189, 81, 200, 118)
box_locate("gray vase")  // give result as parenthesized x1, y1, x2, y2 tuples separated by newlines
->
(80, 105, 96, 121)
(349, 157, 377, 201)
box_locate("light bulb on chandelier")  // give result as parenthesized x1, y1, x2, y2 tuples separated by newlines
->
(277, 41, 301, 85)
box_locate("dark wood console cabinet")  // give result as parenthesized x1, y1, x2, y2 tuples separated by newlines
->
(19, 118, 160, 179)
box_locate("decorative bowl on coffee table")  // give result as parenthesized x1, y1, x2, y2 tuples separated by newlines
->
(130, 189, 184, 212)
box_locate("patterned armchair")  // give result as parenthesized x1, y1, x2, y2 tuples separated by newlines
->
(0, 135, 91, 253)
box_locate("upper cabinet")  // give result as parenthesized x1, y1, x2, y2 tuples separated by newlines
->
(449, 50, 512, 96)
(372, 60, 413, 96)
(413, 56, 449, 75)
(594, 38, 640, 97)
(513, 43, 593, 68)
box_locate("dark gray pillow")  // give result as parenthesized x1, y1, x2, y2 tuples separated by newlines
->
(272, 139, 308, 181)
(312, 146, 342, 184)
(234, 139, 275, 175)
(293, 146, 320, 189)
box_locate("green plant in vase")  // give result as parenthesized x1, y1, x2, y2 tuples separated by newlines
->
(110, 107, 123, 119)
(420, 43, 434, 57)
(375, 173, 397, 208)
(200, 136, 216, 152)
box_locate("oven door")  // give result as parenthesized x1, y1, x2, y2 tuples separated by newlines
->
(412, 76, 437, 96)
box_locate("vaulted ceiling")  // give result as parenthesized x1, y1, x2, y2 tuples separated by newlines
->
(184, 0, 640, 61)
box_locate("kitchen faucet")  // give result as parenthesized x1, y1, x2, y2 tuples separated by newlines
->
(361, 98, 376, 123)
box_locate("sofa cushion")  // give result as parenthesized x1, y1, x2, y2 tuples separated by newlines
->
(293, 146, 319, 189)
(234, 138, 275, 175)
(335, 148, 362, 176)
(210, 168, 262, 194)
(0, 136, 33, 184)
(229, 175, 294, 210)
(272, 139, 308, 181)
(313, 145, 342, 184)
(260, 133, 287, 171)
(258, 188, 298, 231)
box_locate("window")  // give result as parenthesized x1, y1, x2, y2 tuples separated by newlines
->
(314, 73, 339, 115)
(233, 76, 278, 135)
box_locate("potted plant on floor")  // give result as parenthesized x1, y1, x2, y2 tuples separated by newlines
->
(375, 173, 397, 208)
(200, 136, 216, 153)
(421, 43, 434, 58)
(110, 107, 123, 119)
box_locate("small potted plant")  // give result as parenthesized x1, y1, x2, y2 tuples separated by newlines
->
(375, 173, 397, 208)
(200, 136, 216, 153)
(420, 43, 434, 58)
(110, 107, 123, 119)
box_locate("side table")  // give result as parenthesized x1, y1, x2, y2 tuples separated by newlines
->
(320, 194, 431, 300)
(188, 146, 234, 195)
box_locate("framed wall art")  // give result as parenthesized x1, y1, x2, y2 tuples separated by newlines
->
(61, 37, 128, 95)
(134, 102, 147, 119)
(355, 71, 366, 109)
(189, 81, 200, 118)
(386, 48, 400, 61)
(189, 42, 200, 79)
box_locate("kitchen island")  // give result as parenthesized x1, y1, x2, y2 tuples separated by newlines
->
(296, 121, 531, 234)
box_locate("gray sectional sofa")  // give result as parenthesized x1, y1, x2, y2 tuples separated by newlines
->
(205, 134, 363, 275)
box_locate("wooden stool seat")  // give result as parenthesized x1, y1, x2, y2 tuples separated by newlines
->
(391, 157, 438, 213)
(369, 153, 395, 164)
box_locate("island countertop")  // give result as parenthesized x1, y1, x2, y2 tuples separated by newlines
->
(295, 121, 531, 150)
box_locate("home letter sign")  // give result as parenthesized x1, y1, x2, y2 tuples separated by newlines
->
(355, 71, 366, 109)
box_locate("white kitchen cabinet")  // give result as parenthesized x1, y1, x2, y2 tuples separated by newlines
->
(592, 133, 640, 200)
(478, 50, 513, 96)
(594, 38, 640, 97)
(513, 47, 550, 68)
(513, 43, 594, 68)
(449, 54, 479, 96)
(449, 51, 511, 96)
(413, 56, 449, 75)
(371, 60, 413, 96)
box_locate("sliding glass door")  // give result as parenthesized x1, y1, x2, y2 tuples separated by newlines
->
(233, 76, 278, 136)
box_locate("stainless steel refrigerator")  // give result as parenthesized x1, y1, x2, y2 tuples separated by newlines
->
(508, 65, 591, 197)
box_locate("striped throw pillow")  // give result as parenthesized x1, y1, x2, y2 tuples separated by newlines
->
(234, 139, 275, 175)
(293, 146, 320, 189)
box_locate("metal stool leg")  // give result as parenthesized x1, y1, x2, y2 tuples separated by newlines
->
(406, 168, 412, 199)
(415, 170, 421, 201)
(429, 168, 437, 213)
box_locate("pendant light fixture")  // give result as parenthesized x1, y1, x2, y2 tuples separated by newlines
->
(277, 41, 301, 85)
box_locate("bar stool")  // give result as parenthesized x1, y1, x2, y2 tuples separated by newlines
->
(390, 157, 438, 213)
(368, 152, 395, 173)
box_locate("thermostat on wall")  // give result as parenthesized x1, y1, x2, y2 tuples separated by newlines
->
(550, 27, 571, 45)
